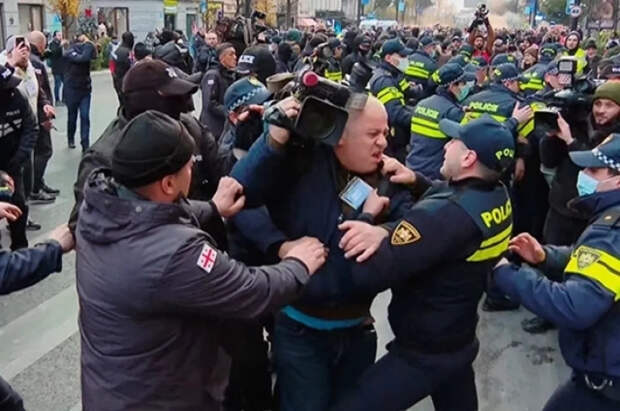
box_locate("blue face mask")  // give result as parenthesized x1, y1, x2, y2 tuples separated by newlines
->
(576, 170, 599, 197)
(457, 83, 473, 102)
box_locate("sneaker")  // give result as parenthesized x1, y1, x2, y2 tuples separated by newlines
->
(29, 191, 56, 204)
(26, 219, 41, 231)
(41, 183, 60, 195)
(522, 316, 556, 334)
(68, 143, 76, 149)
(482, 296, 520, 312)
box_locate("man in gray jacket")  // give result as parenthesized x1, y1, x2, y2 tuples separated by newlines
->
(75, 110, 326, 411)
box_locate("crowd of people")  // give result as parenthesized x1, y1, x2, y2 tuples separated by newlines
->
(1, 11, 620, 411)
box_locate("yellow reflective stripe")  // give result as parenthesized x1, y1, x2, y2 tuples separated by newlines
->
(406, 68, 431, 79)
(518, 118, 535, 138)
(480, 224, 513, 248)
(376, 87, 404, 105)
(411, 116, 440, 129)
(565, 245, 620, 300)
(324, 70, 343, 82)
(406, 64, 430, 75)
(467, 234, 511, 262)
(520, 83, 544, 91)
(411, 124, 447, 138)
(461, 111, 507, 124)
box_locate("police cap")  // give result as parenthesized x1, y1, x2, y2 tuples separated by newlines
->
(570, 134, 620, 172)
(381, 39, 413, 58)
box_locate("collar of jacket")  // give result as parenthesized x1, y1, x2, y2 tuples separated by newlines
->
(449, 176, 500, 192)
(218, 63, 236, 78)
(379, 60, 401, 76)
(568, 190, 620, 220)
(436, 86, 458, 104)
(489, 82, 517, 97)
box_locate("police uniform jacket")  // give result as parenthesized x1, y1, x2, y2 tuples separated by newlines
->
(496, 189, 620, 378)
(520, 62, 548, 95)
(349, 176, 513, 353)
(76, 170, 310, 411)
(369, 61, 415, 160)
(231, 134, 414, 320)
(324, 57, 343, 83)
(406, 87, 464, 179)
(405, 50, 438, 87)
(0, 88, 37, 177)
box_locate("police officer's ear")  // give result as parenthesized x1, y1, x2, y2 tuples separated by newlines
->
(462, 148, 479, 169)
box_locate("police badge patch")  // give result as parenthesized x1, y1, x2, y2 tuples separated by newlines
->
(575, 246, 601, 270)
(391, 221, 421, 246)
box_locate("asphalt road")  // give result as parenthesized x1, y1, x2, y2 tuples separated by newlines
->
(0, 73, 569, 411)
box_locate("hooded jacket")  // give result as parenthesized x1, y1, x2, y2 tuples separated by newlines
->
(76, 170, 310, 411)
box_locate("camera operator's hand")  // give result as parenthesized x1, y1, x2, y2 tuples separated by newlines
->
(381, 155, 416, 185)
(212, 177, 246, 218)
(268, 97, 301, 145)
(552, 114, 574, 145)
(0, 202, 22, 222)
(508, 232, 546, 265)
(338, 221, 388, 263)
(511, 103, 533, 125)
(48, 223, 75, 253)
(282, 237, 328, 275)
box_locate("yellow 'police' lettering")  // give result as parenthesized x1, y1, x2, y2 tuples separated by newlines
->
(415, 105, 439, 119)
(481, 200, 512, 228)
(468, 101, 499, 113)
(495, 148, 515, 161)
(412, 61, 425, 68)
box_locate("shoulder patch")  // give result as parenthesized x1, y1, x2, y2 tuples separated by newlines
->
(197, 243, 218, 273)
(391, 221, 421, 246)
(575, 246, 600, 270)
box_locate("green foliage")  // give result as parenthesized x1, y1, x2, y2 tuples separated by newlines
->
(91, 36, 111, 71)
(540, 0, 569, 25)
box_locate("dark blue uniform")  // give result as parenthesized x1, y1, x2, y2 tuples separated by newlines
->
(332, 176, 513, 411)
(369, 61, 414, 161)
(406, 87, 465, 179)
(519, 62, 548, 95)
(405, 50, 437, 91)
(495, 190, 620, 410)
(0, 240, 63, 411)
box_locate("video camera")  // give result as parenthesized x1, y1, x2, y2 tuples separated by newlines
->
(264, 69, 368, 147)
(347, 59, 377, 93)
(472, 3, 489, 27)
(534, 57, 596, 134)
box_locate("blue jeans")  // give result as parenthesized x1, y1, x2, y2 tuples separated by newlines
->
(53, 73, 63, 104)
(273, 313, 377, 411)
(66, 92, 91, 150)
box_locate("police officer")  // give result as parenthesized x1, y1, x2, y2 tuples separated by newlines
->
(332, 116, 516, 411)
(369, 39, 415, 161)
(520, 43, 559, 95)
(406, 63, 474, 179)
(318, 38, 344, 83)
(405, 36, 438, 92)
(493, 135, 620, 411)
(466, 56, 490, 94)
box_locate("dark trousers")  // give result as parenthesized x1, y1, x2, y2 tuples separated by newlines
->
(543, 375, 619, 411)
(221, 321, 273, 411)
(33, 128, 53, 192)
(21, 153, 33, 197)
(273, 313, 377, 411)
(53, 73, 63, 104)
(0, 376, 24, 411)
(331, 341, 479, 411)
(7, 172, 28, 250)
(66, 92, 91, 150)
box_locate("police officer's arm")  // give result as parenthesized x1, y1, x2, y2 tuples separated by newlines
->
(349, 202, 480, 294)
(6, 93, 37, 177)
(539, 245, 572, 277)
(201, 71, 226, 119)
(494, 264, 615, 330)
(157, 234, 310, 318)
(0, 242, 62, 295)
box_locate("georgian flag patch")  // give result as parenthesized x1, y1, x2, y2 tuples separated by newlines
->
(197, 244, 218, 273)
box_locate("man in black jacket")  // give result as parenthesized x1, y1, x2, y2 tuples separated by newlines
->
(200, 42, 237, 140)
(27, 30, 59, 203)
(0, 66, 37, 250)
(68, 60, 234, 234)
(110, 31, 134, 106)
(154, 29, 192, 74)
(63, 35, 97, 151)
(341, 35, 371, 75)
(47, 31, 65, 105)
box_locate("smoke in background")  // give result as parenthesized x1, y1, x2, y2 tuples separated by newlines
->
(412, 0, 527, 28)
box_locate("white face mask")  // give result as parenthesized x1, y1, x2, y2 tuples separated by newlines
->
(395, 56, 408, 72)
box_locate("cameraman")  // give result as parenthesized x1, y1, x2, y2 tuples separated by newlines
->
(231, 95, 414, 411)
(467, 11, 494, 64)
(541, 81, 620, 245)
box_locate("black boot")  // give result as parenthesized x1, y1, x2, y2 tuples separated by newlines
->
(522, 316, 556, 334)
(41, 183, 60, 195)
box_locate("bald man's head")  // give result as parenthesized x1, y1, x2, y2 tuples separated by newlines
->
(27, 31, 46, 54)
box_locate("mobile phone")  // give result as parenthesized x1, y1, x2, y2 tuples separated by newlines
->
(15, 36, 25, 48)
(339, 177, 373, 210)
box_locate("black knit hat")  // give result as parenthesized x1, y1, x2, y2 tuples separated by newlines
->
(112, 110, 195, 188)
